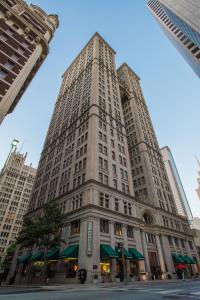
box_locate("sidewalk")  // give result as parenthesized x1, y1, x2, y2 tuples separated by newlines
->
(1, 277, 199, 292)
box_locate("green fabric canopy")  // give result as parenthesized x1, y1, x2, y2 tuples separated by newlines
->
(115, 247, 132, 259)
(31, 251, 44, 261)
(171, 253, 185, 264)
(180, 255, 196, 264)
(129, 248, 144, 261)
(45, 248, 59, 260)
(59, 245, 79, 259)
(18, 253, 32, 263)
(100, 244, 118, 259)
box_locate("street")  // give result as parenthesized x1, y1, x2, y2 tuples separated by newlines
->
(1, 280, 200, 300)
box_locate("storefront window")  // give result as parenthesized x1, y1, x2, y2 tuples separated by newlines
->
(65, 259, 78, 278)
(100, 262, 110, 275)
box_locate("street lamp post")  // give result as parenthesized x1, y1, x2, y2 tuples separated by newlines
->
(1, 139, 19, 175)
(118, 242, 127, 284)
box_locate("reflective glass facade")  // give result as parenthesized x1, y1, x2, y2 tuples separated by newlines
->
(147, 0, 200, 77)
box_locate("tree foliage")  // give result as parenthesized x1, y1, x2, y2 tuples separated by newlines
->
(17, 201, 65, 250)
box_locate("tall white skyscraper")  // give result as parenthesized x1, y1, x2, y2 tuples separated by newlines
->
(161, 146, 193, 222)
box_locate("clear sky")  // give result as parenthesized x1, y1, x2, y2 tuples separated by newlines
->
(0, 0, 200, 217)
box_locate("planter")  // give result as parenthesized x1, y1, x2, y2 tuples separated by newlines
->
(140, 272, 147, 281)
(93, 279, 98, 284)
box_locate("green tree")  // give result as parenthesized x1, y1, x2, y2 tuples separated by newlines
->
(17, 201, 65, 284)
(0, 243, 16, 282)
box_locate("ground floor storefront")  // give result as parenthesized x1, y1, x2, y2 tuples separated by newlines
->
(12, 243, 199, 284)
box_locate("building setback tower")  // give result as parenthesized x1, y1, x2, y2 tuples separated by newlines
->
(0, 148, 36, 262)
(147, 0, 200, 77)
(161, 146, 193, 222)
(13, 33, 199, 284)
(196, 159, 200, 200)
(0, 0, 59, 124)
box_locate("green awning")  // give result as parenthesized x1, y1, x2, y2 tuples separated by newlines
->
(115, 247, 132, 259)
(45, 248, 59, 260)
(183, 256, 196, 264)
(179, 255, 191, 264)
(129, 248, 144, 261)
(59, 245, 79, 259)
(100, 244, 118, 259)
(171, 253, 184, 264)
(31, 251, 44, 261)
(18, 253, 32, 263)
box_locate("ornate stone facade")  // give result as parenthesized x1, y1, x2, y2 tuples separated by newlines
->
(10, 33, 199, 284)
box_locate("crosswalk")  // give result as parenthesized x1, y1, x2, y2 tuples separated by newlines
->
(103, 286, 200, 298)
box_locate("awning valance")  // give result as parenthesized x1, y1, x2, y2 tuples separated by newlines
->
(45, 248, 59, 260)
(59, 245, 79, 259)
(18, 253, 32, 263)
(31, 251, 44, 261)
(100, 244, 118, 259)
(129, 248, 144, 261)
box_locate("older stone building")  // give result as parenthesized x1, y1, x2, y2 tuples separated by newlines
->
(11, 33, 199, 284)
(0, 149, 36, 263)
(0, 0, 59, 124)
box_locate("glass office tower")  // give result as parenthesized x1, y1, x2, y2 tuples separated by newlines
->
(147, 0, 200, 77)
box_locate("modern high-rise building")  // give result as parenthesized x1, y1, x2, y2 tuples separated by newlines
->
(147, 0, 200, 77)
(0, 145, 36, 262)
(161, 146, 193, 222)
(0, 0, 59, 124)
(196, 159, 200, 200)
(11, 33, 199, 284)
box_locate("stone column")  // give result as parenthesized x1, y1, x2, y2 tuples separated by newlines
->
(125, 259, 131, 280)
(141, 230, 151, 274)
(155, 234, 166, 279)
(111, 258, 117, 281)
(160, 235, 176, 277)
(78, 217, 101, 284)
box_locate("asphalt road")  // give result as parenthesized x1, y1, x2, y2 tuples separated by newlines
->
(1, 280, 200, 300)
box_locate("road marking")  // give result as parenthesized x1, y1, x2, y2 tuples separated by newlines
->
(157, 289, 183, 294)
(191, 291, 200, 295)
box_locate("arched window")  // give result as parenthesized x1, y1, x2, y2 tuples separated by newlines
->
(143, 213, 153, 225)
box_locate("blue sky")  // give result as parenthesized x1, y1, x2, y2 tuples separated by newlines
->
(0, 0, 200, 217)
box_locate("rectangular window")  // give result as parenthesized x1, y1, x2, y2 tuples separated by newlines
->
(113, 179, 117, 189)
(115, 198, 119, 211)
(5, 60, 15, 70)
(99, 172, 103, 183)
(168, 236, 173, 246)
(127, 226, 134, 238)
(112, 164, 116, 175)
(114, 223, 122, 236)
(0, 68, 8, 80)
(188, 241, 193, 250)
(124, 202, 127, 214)
(99, 192, 104, 206)
(100, 219, 109, 233)
(104, 175, 108, 185)
(99, 157, 103, 168)
(71, 220, 80, 235)
(174, 237, 179, 247)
